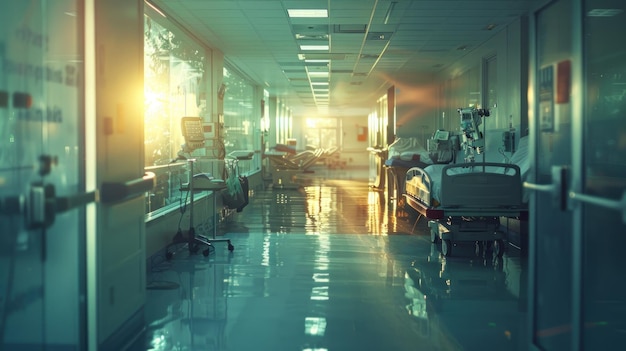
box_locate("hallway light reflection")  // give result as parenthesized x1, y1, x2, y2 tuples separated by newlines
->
(367, 191, 388, 235)
(305, 186, 335, 234)
(312, 273, 329, 283)
(261, 235, 270, 266)
(304, 317, 327, 336)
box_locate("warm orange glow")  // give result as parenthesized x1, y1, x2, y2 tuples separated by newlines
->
(378, 74, 440, 126)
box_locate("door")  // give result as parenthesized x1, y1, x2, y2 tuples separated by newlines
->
(528, 1, 575, 348)
(527, 0, 626, 350)
(0, 1, 90, 349)
(579, 0, 626, 348)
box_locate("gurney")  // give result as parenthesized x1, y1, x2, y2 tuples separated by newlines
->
(266, 148, 325, 188)
(404, 162, 528, 257)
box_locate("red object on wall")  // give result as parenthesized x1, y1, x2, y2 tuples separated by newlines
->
(357, 125, 367, 142)
(556, 59, 571, 104)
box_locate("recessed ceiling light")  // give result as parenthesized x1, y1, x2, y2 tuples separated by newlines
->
(288, 9, 328, 18)
(587, 8, 623, 17)
(308, 72, 329, 77)
(311, 82, 329, 86)
(301, 45, 329, 51)
(295, 34, 329, 40)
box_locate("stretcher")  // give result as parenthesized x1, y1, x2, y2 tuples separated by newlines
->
(266, 148, 325, 188)
(403, 162, 528, 257)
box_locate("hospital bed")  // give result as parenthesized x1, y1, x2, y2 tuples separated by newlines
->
(403, 135, 530, 258)
(265, 147, 325, 188)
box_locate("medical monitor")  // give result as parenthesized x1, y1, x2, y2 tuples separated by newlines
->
(181, 117, 205, 151)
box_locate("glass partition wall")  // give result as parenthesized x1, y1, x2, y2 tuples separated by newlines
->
(143, 14, 208, 215)
(222, 67, 261, 175)
(143, 14, 262, 216)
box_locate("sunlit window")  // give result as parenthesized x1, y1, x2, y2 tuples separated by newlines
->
(143, 14, 208, 214)
(222, 67, 261, 173)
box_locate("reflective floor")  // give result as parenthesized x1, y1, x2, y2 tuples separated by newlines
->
(137, 167, 528, 351)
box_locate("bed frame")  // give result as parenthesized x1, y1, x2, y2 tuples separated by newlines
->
(403, 162, 528, 257)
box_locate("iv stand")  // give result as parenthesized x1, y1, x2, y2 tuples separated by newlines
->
(166, 158, 234, 259)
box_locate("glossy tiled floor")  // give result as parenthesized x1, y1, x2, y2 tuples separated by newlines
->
(138, 167, 528, 351)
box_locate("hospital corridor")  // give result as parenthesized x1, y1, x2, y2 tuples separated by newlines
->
(1, 0, 626, 350)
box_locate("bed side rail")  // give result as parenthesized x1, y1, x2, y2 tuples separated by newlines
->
(404, 167, 432, 207)
(440, 162, 522, 208)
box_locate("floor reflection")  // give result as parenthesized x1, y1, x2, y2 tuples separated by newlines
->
(138, 167, 528, 351)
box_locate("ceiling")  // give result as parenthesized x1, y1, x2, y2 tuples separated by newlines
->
(150, 0, 539, 117)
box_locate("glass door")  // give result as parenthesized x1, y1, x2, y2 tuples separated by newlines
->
(529, 1, 575, 349)
(529, 1, 626, 349)
(580, 0, 626, 348)
(0, 1, 88, 349)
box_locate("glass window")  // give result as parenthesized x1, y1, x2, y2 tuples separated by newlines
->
(304, 118, 338, 149)
(222, 67, 261, 174)
(144, 14, 208, 214)
(274, 99, 292, 145)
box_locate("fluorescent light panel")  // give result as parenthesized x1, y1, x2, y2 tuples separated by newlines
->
(145, 0, 166, 17)
(288, 9, 328, 18)
(301, 45, 329, 51)
(307, 72, 329, 77)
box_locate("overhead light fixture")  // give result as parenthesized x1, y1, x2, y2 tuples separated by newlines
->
(305, 59, 330, 63)
(300, 45, 329, 51)
(144, 0, 166, 17)
(383, 2, 397, 24)
(587, 8, 623, 17)
(288, 9, 328, 18)
(296, 34, 329, 40)
(310, 82, 329, 86)
(308, 72, 329, 77)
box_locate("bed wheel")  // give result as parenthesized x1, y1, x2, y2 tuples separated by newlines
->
(493, 239, 505, 258)
(430, 230, 438, 243)
(442, 239, 452, 257)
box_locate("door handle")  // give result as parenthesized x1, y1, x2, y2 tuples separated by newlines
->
(569, 191, 626, 224)
(523, 165, 568, 210)
(0, 195, 25, 215)
(100, 172, 156, 204)
(2, 172, 156, 224)
(56, 191, 98, 213)
(27, 184, 99, 229)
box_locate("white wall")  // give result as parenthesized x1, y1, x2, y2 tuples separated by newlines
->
(340, 115, 370, 167)
(436, 17, 529, 162)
